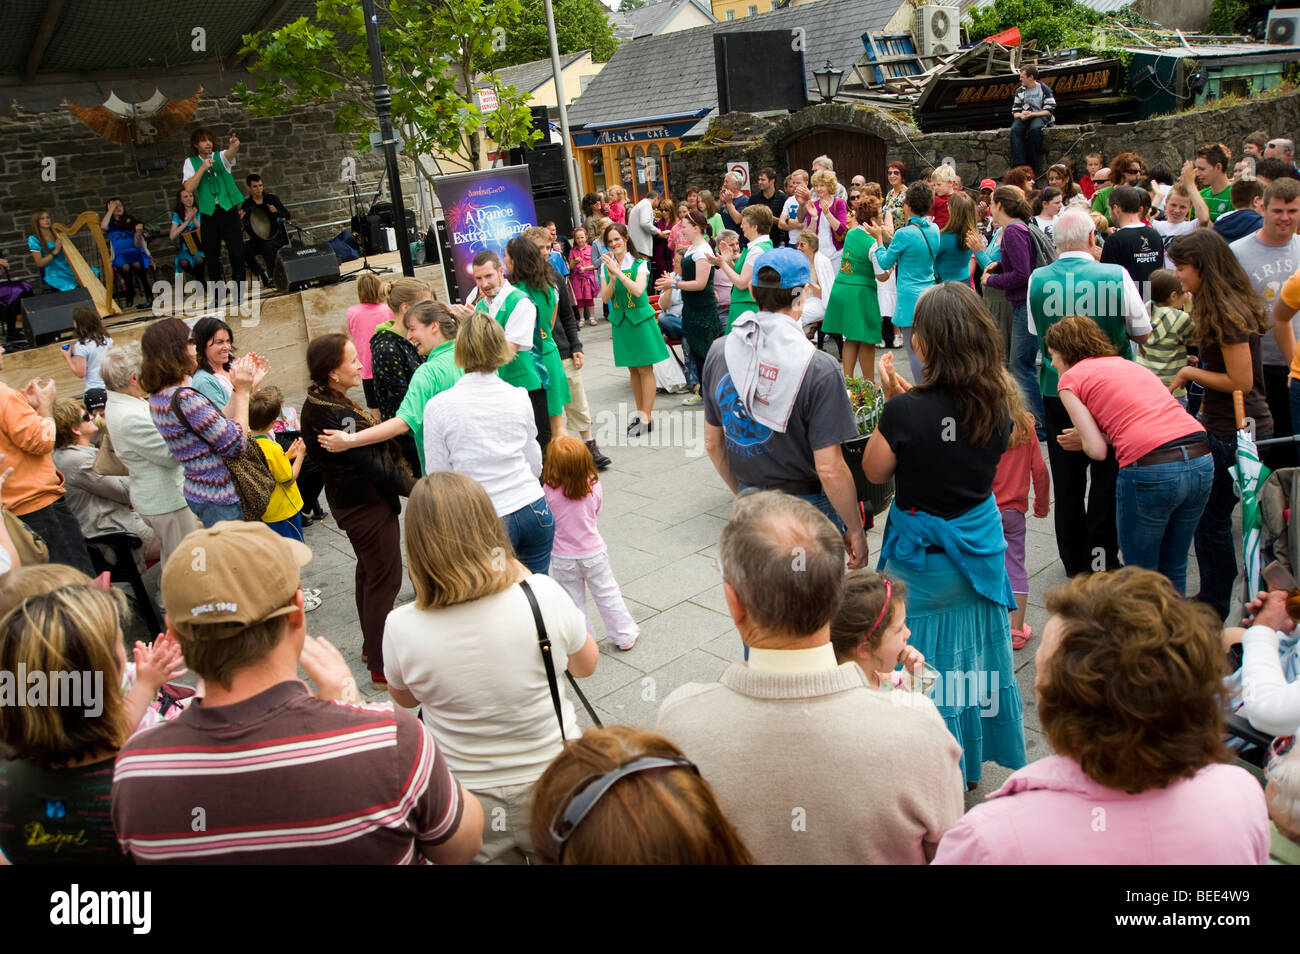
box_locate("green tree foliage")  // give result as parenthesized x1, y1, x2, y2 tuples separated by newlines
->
(485, 0, 621, 69)
(234, 0, 543, 173)
(1205, 0, 1249, 36)
(965, 0, 1105, 51)
(618, 0, 647, 10)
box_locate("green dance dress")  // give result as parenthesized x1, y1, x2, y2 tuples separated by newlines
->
(822, 227, 882, 345)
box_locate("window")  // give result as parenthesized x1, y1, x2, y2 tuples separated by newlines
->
(747, 5, 757, 15)
(770, 0, 778, 7)
(725, 9, 734, 19)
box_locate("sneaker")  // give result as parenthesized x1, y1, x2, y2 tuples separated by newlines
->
(588, 317, 599, 326)
(370, 671, 387, 688)
(612, 635, 638, 651)
(627, 417, 654, 437)
(681, 392, 703, 406)
(303, 592, 322, 613)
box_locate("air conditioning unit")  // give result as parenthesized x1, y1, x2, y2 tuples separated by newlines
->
(1267, 8, 1300, 45)
(916, 4, 958, 57)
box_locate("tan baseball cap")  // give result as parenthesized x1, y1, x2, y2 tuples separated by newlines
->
(162, 521, 312, 640)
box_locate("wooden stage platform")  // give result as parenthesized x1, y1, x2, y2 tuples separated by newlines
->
(5, 252, 452, 402)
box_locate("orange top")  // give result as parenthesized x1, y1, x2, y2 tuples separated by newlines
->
(0, 383, 64, 516)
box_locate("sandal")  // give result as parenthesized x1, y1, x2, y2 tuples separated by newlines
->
(1011, 623, 1033, 651)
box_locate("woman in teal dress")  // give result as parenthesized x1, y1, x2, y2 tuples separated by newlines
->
(27, 209, 79, 292)
(506, 236, 571, 440)
(864, 282, 1027, 788)
(600, 222, 668, 437)
(823, 195, 883, 382)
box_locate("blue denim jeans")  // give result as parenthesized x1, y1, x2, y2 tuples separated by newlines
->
(1010, 302, 1046, 430)
(503, 496, 555, 574)
(190, 499, 244, 528)
(1010, 116, 1048, 168)
(1116, 453, 1214, 595)
(737, 484, 846, 533)
(658, 312, 697, 387)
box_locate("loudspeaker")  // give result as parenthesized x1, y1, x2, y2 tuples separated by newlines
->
(714, 32, 807, 114)
(434, 220, 459, 304)
(21, 288, 92, 348)
(533, 191, 575, 234)
(274, 244, 341, 289)
(522, 145, 567, 192)
(529, 105, 550, 140)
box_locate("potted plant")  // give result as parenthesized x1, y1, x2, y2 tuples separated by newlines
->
(841, 377, 895, 518)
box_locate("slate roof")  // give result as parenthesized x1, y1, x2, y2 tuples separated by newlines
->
(570, 0, 899, 129)
(479, 50, 591, 94)
(609, 0, 716, 42)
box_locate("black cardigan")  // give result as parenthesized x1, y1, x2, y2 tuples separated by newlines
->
(300, 389, 411, 513)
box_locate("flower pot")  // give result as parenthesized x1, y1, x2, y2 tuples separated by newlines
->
(841, 434, 895, 517)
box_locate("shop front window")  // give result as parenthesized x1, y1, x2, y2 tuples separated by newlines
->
(617, 146, 634, 202)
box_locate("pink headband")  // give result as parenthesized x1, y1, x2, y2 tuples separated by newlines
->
(865, 579, 892, 642)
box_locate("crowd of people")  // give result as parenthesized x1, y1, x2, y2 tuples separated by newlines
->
(5, 121, 1300, 866)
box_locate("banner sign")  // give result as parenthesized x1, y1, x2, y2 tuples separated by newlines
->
(433, 165, 538, 303)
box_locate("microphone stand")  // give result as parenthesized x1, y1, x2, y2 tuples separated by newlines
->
(349, 177, 390, 278)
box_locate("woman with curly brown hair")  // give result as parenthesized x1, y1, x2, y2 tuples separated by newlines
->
(530, 726, 752, 865)
(935, 567, 1269, 864)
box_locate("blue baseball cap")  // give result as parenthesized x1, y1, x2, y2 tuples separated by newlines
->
(750, 246, 811, 289)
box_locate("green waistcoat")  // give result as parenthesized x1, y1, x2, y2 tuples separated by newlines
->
(476, 287, 542, 391)
(1028, 257, 1132, 398)
(190, 153, 243, 215)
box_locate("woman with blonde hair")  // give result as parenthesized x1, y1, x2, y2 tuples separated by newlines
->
(0, 573, 180, 865)
(346, 271, 392, 412)
(368, 275, 431, 474)
(382, 471, 599, 864)
(805, 169, 849, 270)
(422, 311, 557, 572)
(530, 726, 753, 865)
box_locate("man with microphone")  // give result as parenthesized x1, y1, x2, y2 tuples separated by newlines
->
(182, 127, 247, 305)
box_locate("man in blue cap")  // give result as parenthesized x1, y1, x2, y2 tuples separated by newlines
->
(701, 246, 867, 567)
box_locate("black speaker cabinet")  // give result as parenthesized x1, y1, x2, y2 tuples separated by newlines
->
(274, 244, 341, 289)
(522, 144, 567, 193)
(714, 32, 807, 114)
(532, 191, 575, 234)
(434, 219, 459, 304)
(21, 288, 93, 348)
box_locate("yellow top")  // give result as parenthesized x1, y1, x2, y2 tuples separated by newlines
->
(254, 435, 304, 523)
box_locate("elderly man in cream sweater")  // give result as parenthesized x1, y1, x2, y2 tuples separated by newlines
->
(657, 491, 963, 864)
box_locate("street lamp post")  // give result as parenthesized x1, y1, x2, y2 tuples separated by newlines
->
(812, 61, 845, 104)
(361, 0, 414, 276)
(544, 0, 583, 227)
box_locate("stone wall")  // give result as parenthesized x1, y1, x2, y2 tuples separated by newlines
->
(1, 91, 419, 285)
(672, 89, 1300, 190)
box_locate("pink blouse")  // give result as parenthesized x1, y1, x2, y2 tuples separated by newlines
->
(805, 196, 849, 251)
(346, 302, 394, 380)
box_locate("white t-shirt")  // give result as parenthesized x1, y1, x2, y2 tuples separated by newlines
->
(781, 195, 802, 245)
(73, 336, 113, 391)
(1153, 218, 1197, 269)
(181, 150, 235, 183)
(382, 574, 588, 789)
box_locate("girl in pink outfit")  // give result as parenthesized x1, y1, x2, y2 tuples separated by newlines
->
(607, 186, 627, 225)
(934, 568, 1269, 865)
(542, 435, 638, 650)
(567, 226, 600, 325)
(992, 406, 1050, 650)
(344, 272, 393, 411)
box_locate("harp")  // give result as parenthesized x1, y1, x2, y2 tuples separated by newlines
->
(50, 211, 121, 318)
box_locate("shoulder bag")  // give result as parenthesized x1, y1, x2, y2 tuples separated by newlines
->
(3, 507, 49, 566)
(520, 578, 602, 740)
(92, 426, 129, 477)
(170, 387, 275, 521)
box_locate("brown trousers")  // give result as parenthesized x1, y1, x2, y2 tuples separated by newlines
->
(332, 499, 403, 675)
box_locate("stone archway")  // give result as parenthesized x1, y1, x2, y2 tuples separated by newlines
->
(765, 103, 921, 184)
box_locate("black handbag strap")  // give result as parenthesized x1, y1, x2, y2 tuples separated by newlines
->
(520, 579, 603, 740)
(521, 578, 567, 740)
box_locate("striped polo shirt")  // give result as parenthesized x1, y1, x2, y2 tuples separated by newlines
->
(111, 681, 464, 864)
